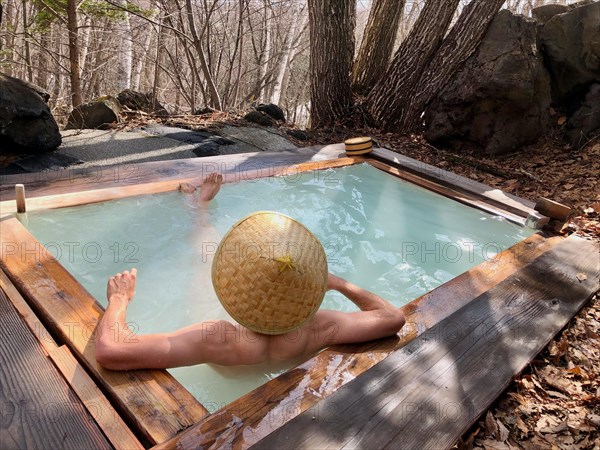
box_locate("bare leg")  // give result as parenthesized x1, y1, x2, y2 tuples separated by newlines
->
(181, 173, 227, 320)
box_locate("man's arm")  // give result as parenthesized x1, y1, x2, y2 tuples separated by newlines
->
(310, 274, 405, 349)
(95, 269, 266, 370)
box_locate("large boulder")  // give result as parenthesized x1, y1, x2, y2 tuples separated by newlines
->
(117, 89, 168, 116)
(256, 103, 285, 122)
(0, 73, 61, 152)
(539, 1, 600, 102)
(565, 83, 600, 149)
(425, 10, 551, 155)
(65, 96, 121, 130)
(244, 110, 274, 127)
(531, 3, 571, 25)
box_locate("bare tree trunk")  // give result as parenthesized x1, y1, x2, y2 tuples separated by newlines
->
(399, 0, 420, 42)
(22, 0, 33, 81)
(278, 16, 308, 107)
(116, 0, 132, 92)
(257, 0, 272, 103)
(37, 29, 50, 88)
(79, 16, 91, 76)
(232, 0, 246, 107)
(66, 0, 83, 107)
(307, 0, 355, 128)
(352, 0, 405, 95)
(398, 0, 506, 131)
(270, 3, 304, 105)
(51, 23, 62, 104)
(3, 1, 15, 76)
(132, 25, 152, 90)
(185, 0, 222, 109)
(366, 0, 460, 131)
(152, 14, 164, 110)
(222, 0, 245, 108)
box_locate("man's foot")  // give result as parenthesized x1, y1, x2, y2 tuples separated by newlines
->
(200, 173, 223, 202)
(179, 182, 197, 194)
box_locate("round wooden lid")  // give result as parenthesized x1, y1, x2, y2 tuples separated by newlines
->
(344, 136, 372, 145)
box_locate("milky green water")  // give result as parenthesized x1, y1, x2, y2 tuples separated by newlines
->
(26, 163, 534, 409)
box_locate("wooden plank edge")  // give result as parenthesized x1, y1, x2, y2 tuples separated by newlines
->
(437, 236, 600, 448)
(369, 148, 541, 219)
(0, 144, 342, 201)
(0, 157, 364, 216)
(152, 233, 562, 450)
(48, 345, 145, 450)
(366, 159, 528, 226)
(535, 197, 573, 221)
(0, 269, 58, 355)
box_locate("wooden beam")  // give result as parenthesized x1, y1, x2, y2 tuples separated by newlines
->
(0, 218, 209, 445)
(48, 346, 145, 450)
(153, 233, 560, 450)
(0, 269, 58, 354)
(252, 235, 599, 450)
(1, 269, 144, 449)
(15, 184, 26, 213)
(0, 157, 362, 216)
(0, 144, 343, 202)
(367, 159, 527, 226)
(535, 197, 572, 221)
(0, 288, 112, 449)
(370, 147, 539, 219)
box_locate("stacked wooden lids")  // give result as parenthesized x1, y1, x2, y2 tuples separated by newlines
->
(344, 136, 373, 156)
(212, 211, 328, 335)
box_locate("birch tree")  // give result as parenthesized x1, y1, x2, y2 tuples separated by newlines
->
(116, 0, 132, 91)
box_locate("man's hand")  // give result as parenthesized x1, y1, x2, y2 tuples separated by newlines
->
(107, 268, 137, 304)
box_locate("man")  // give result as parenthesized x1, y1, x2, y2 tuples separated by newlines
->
(95, 174, 405, 370)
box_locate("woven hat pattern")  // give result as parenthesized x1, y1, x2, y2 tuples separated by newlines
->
(212, 212, 327, 335)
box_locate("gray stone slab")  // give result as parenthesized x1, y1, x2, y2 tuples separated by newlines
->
(217, 126, 298, 153)
(12, 152, 84, 172)
(56, 129, 199, 167)
(0, 126, 301, 175)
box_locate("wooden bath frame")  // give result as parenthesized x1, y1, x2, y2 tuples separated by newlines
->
(0, 148, 561, 448)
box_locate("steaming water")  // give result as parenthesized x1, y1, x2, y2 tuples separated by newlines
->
(26, 163, 534, 408)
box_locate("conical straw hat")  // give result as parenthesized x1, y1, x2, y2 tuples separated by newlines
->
(212, 211, 328, 335)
